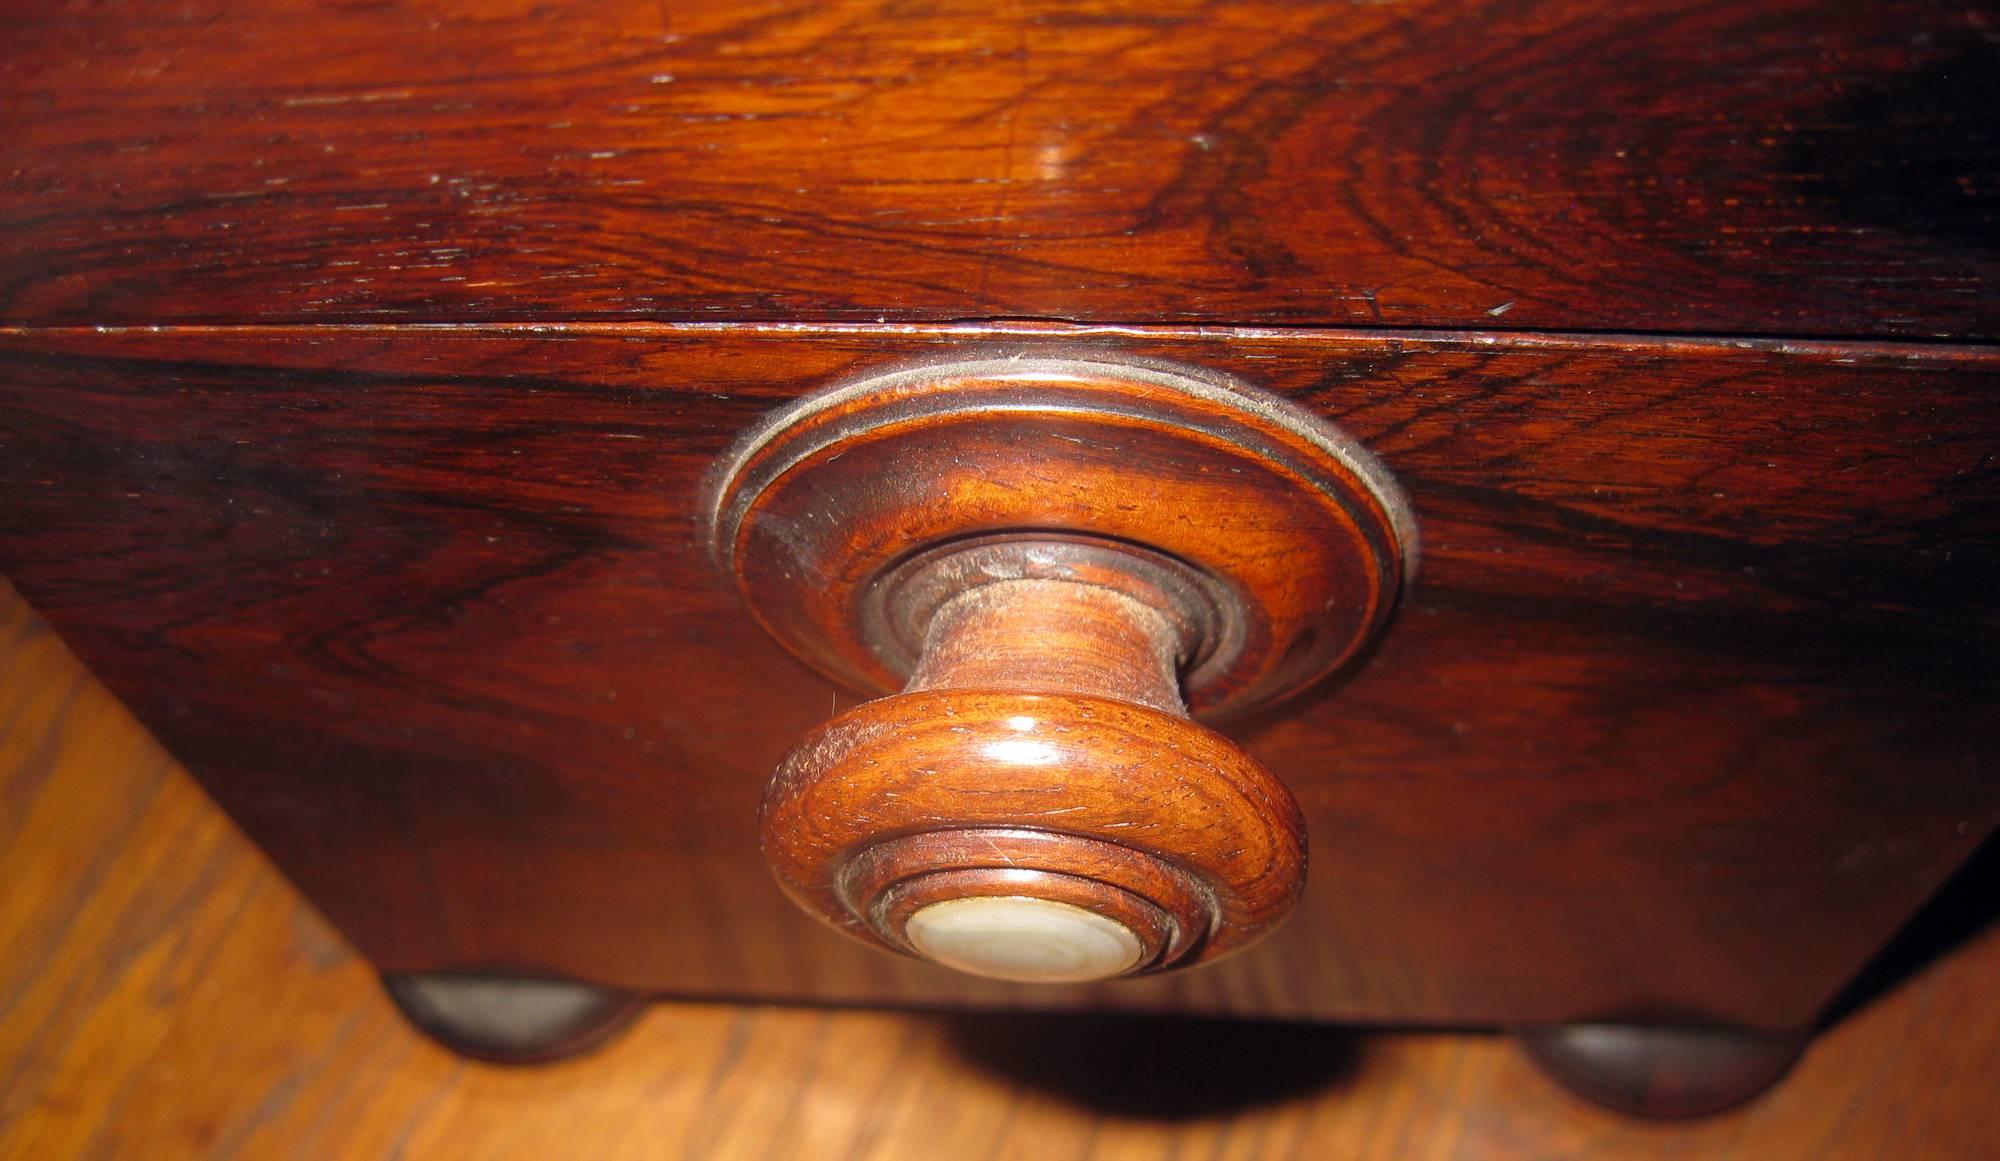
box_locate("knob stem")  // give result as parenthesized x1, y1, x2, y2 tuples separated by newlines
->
(908, 578, 1187, 714)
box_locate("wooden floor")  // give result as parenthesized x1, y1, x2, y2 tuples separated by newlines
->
(3, 582, 1996, 1161)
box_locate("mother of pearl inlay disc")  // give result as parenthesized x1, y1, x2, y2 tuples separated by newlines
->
(903, 896, 1145, 983)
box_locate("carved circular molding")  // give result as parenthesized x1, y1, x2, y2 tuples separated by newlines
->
(705, 357, 1413, 980)
(706, 356, 1414, 719)
(762, 689, 1307, 970)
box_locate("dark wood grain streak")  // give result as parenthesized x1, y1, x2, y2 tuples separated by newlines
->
(1, 0, 1995, 336)
(1, 321, 1995, 1029)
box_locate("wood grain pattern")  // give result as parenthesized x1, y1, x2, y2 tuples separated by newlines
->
(4, 581, 1998, 1158)
(730, 357, 1410, 977)
(2, 0, 1995, 336)
(2, 321, 1994, 1031)
(765, 678, 1309, 973)
(762, 569, 1311, 974)
(708, 357, 1408, 717)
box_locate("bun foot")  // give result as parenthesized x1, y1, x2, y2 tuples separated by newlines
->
(381, 972, 645, 1064)
(1517, 1023, 1810, 1118)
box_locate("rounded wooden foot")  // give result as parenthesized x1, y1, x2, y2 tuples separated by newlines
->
(1518, 1023, 1809, 1118)
(382, 972, 645, 1064)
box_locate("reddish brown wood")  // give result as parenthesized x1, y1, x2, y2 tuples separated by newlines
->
(6, 577, 1998, 1152)
(761, 577, 1308, 974)
(1, 0, 1994, 337)
(705, 357, 1409, 718)
(724, 358, 1415, 977)
(0, 322, 1995, 1028)
(908, 579, 1187, 713)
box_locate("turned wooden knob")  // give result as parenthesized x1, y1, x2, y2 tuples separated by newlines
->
(765, 564, 1306, 980)
(706, 358, 1412, 981)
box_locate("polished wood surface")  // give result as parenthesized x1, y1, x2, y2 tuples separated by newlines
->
(2, 322, 1994, 1029)
(764, 577, 1311, 973)
(710, 357, 1408, 716)
(767, 619, 1307, 975)
(4, 583, 1997, 1158)
(731, 358, 1408, 975)
(2, 0, 1994, 337)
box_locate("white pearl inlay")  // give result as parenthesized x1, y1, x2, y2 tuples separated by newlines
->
(904, 896, 1144, 983)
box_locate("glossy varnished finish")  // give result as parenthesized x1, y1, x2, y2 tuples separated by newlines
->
(766, 677, 1307, 973)
(726, 359, 1411, 977)
(6, 581, 1998, 1156)
(705, 358, 1410, 718)
(1, 321, 1994, 1028)
(1, 0, 1995, 337)
(761, 576, 1311, 974)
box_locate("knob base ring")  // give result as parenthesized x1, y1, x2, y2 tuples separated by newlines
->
(705, 356, 1412, 720)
